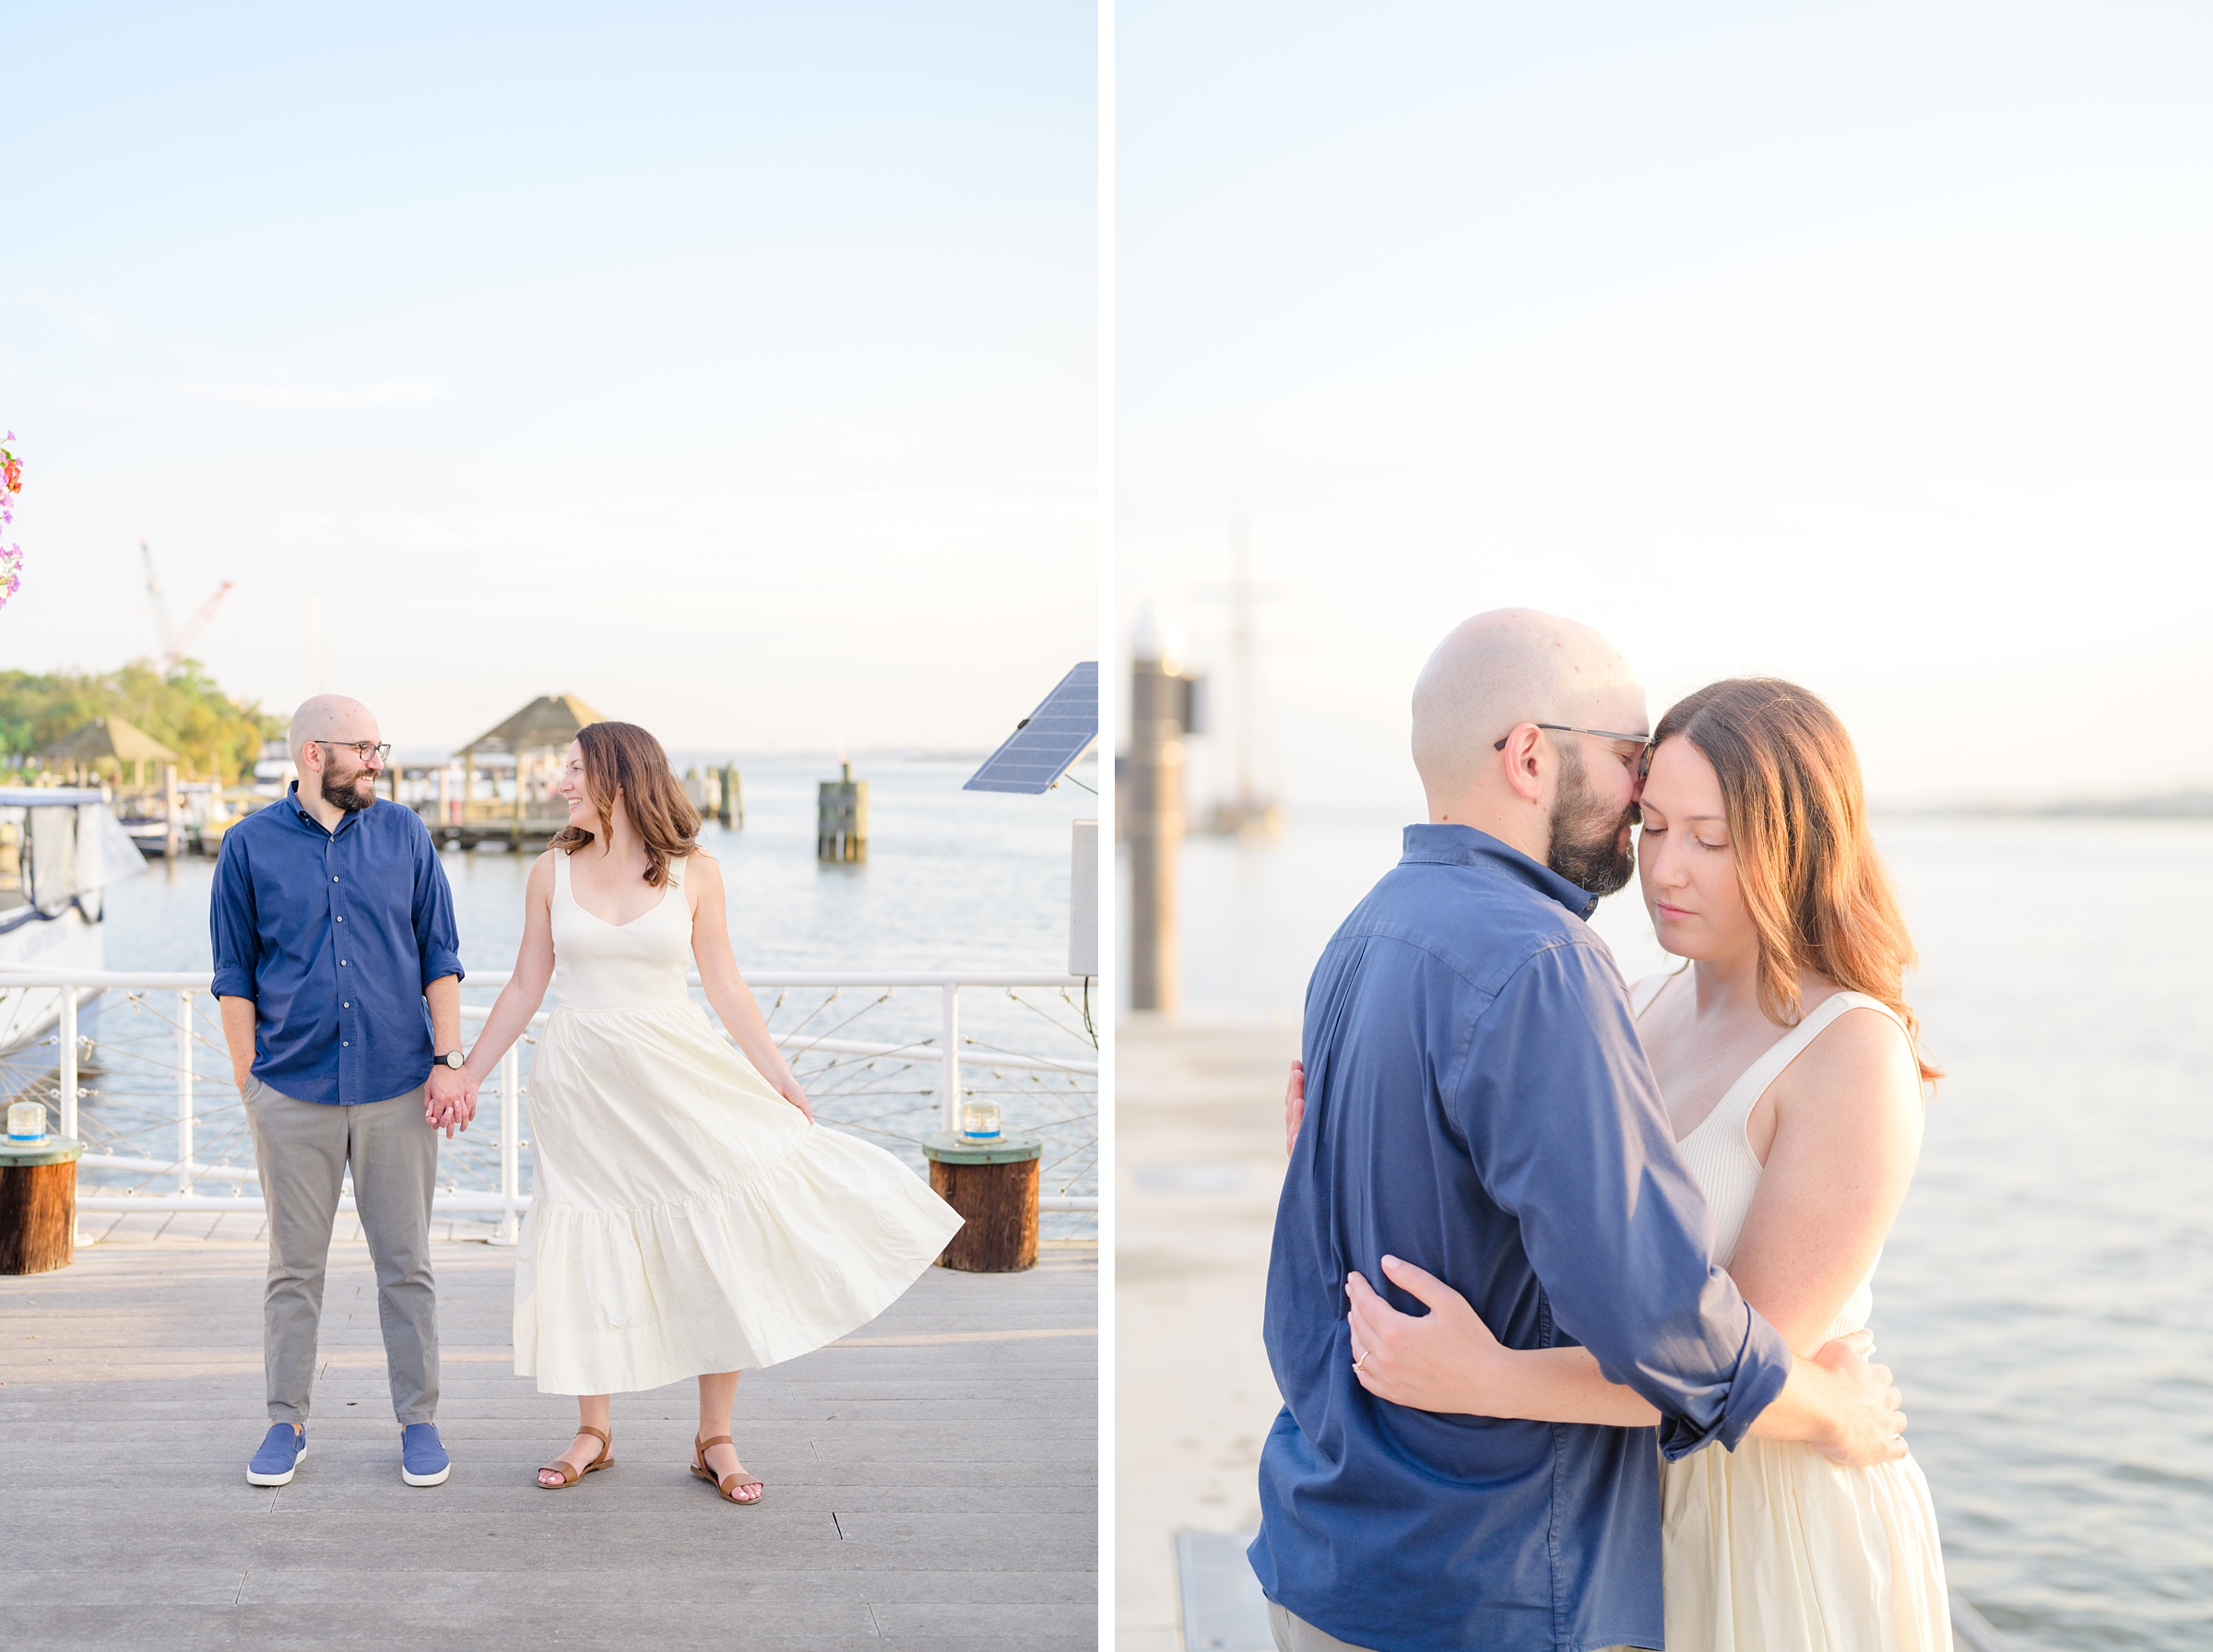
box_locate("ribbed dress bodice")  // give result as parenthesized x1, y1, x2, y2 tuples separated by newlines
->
(550, 851, 693, 1011)
(1634, 973, 1911, 1341)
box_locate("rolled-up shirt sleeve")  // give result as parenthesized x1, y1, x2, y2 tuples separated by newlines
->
(1451, 941, 1793, 1457)
(410, 827, 464, 988)
(208, 833, 261, 1001)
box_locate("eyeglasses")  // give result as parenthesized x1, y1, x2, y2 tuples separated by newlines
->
(314, 739, 392, 763)
(1495, 723, 1655, 777)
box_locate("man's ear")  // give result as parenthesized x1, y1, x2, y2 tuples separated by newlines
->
(1497, 725, 1547, 807)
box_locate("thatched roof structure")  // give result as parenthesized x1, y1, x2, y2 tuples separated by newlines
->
(41, 714, 180, 766)
(457, 695, 608, 758)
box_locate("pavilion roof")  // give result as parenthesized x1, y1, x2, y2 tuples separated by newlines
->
(457, 694, 608, 757)
(41, 714, 181, 765)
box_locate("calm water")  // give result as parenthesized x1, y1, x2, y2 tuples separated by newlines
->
(1163, 814, 2213, 1651)
(108, 753, 1096, 980)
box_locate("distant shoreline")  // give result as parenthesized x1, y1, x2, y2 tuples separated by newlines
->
(1176, 796, 2213, 828)
(1887, 792, 2213, 820)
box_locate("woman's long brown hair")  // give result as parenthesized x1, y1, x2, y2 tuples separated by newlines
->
(1653, 678, 1939, 1083)
(549, 721, 701, 888)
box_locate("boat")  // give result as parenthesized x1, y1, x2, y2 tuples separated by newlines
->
(0, 787, 146, 1051)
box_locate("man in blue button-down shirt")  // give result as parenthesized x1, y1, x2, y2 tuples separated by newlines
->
(212, 695, 471, 1490)
(1254, 612, 1909, 1652)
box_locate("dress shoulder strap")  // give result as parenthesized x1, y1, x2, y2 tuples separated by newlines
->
(664, 853, 687, 890)
(1629, 966, 1686, 1021)
(551, 848, 572, 901)
(1703, 990, 1911, 1137)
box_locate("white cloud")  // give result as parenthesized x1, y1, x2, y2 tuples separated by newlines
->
(24, 292, 119, 344)
(169, 378, 447, 410)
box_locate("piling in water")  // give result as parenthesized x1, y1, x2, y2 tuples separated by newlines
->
(817, 761, 867, 862)
(1126, 650, 1199, 1010)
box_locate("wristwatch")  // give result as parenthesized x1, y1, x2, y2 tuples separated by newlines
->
(434, 1051, 465, 1069)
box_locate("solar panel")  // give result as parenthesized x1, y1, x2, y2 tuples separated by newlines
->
(964, 662, 1099, 794)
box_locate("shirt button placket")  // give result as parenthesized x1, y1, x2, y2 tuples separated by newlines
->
(332, 843, 346, 1104)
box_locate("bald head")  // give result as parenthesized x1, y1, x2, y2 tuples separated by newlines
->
(1411, 609, 1642, 800)
(289, 694, 381, 772)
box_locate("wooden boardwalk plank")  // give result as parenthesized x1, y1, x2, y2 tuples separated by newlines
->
(0, 1237, 1097, 1650)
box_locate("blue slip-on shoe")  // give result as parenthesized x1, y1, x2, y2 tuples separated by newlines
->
(400, 1422, 451, 1487)
(247, 1423, 305, 1487)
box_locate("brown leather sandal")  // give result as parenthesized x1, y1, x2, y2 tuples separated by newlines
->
(537, 1425, 612, 1489)
(691, 1433, 764, 1504)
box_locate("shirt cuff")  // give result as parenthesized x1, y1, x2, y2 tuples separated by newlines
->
(420, 950, 466, 989)
(1654, 1305, 1793, 1461)
(209, 966, 255, 1000)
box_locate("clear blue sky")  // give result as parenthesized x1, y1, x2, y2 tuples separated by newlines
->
(1119, 3, 2213, 808)
(2, 3, 1095, 753)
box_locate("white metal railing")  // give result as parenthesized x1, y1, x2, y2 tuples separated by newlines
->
(0, 967, 1098, 1234)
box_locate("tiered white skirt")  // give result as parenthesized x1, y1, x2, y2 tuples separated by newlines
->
(1663, 1434, 1953, 1650)
(514, 998, 964, 1395)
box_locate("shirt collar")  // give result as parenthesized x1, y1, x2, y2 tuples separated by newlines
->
(287, 781, 363, 839)
(1399, 822, 1601, 921)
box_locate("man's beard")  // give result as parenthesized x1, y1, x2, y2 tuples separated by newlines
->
(322, 767, 378, 813)
(1545, 741, 1637, 898)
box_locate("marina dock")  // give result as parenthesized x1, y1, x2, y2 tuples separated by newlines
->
(0, 1231, 1096, 1651)
(1116, 1018, 1293, 1652)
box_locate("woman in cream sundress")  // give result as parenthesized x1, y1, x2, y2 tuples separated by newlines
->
(1299, 678, 1951, 1650)
(460, 721, 962, 1502)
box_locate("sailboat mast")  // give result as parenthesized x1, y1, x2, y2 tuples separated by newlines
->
(1231, 519, 1257, 811)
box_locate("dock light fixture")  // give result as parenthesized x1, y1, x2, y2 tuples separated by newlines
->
(6, 1102, 47, 1143)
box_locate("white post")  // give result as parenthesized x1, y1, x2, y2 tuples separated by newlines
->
(1070, 820, 1099, 977)
(494, 1044, 521, 1245)
(58, 988, 79, 1140)
(176, 989, 195, 1189)
(941, 983, 961, 1133)
(163, 764, 183, 861)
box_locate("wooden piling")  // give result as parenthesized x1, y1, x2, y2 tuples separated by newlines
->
(0, 1138, 84, 1275)
(1127, 648, 1199, 1011)
(817, 762, 867, 861)
(923, 1130, 1041, 1272)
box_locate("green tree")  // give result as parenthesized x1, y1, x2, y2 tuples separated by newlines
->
(0, 658, 283, 784)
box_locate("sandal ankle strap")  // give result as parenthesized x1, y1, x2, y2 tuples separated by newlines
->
(576, 1425, 610, 1447)
(696, 1433, 734, 1451)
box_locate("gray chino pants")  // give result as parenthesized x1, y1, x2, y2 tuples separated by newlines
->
(242, 1077, 440, 1425)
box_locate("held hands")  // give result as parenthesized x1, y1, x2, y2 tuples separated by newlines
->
(1344, 1257, 1505, 1413)
(1284, 1059, 1305, 1156)
(424, 1064, 478, 1139)
(1806, 1329, 1911, 1468)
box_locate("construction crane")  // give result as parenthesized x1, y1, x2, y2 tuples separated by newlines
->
(138, 539, 172, 659)
(139, 538, 235, 673)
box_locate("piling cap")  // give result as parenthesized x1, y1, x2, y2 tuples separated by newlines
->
(0, 1136, 84, 1168)
(1130, 601, 1185, 672)
(922, 1129, 1043, 1165)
